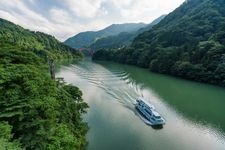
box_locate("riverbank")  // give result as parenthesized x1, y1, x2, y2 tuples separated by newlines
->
(56, 59, 225, 150)
(0, 46, 89, 149)
(92, 51, 225, 88)
(0, 18, 88, 149)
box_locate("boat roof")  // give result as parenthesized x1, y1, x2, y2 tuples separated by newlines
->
(137, 98, 155, 109)
(152, 110, 161, 117)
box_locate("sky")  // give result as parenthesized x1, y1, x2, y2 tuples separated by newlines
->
(0, 0, 185, 41)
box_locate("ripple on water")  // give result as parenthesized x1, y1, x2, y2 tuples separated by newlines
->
(57, 60, 225, 150)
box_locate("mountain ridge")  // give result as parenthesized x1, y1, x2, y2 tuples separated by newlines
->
(92, 0, 225, 87)
(89, 15, 166, 50)
(0, 18, 82, 60)
(64, 23, 147, 49)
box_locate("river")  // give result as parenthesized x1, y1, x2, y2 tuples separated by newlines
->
(56, 59, 225, 150)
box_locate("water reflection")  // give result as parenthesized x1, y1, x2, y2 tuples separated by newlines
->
(56, 59, 225, 150)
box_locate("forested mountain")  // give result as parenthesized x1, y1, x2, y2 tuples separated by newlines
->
(64, 23, 146, 48)
(136, 15, 166, 34)
(0, 18, 82, 60)
(89, 15, 166, 50)
(89, 32, 134, 50)
(0, 18, 88, 149)
(93, 0, 225, 87)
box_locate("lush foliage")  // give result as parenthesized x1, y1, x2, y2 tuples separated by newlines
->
(0, 18, 83, 60)
(0, 18, 88, 149)
(93, 0, 225, 87)
(0, 122, 21, 150)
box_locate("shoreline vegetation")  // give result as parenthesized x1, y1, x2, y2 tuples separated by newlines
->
(92, 0, 225, 88)
(0, 18, 88, 149)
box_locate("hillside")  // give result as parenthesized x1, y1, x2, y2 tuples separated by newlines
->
(64, 23, 146, 48)
(136, 15, 166, 34)
(93, 0, 225, 87)
(89, 15, 166, 50)
(89, 32, 134, 50)
(0, 18, 88, 149)
(0, 18, 82, 60)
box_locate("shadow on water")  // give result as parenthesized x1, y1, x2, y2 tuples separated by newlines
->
(64, 60, 167, 130)
(133, 109, 164, 130)
(56, 59, 225, 150)
(151, 125, 163, 130)
(95, 60, 225, 133)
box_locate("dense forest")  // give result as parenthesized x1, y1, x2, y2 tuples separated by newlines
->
(0, 18, 88, 149)
(0, 18, 83, 60)
(93, 0, 225, 87)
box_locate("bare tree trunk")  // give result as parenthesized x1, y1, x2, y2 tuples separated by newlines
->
(49, 59, 55, 80)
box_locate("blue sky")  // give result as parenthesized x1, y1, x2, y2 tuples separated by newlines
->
(0, 0, 185, 41)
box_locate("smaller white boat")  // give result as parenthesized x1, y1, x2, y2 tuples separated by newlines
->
(135, 98, 165, 126)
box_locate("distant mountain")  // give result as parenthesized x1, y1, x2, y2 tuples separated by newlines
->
(89, 32, 134, 50)
(89, 15, 166, 50)
(93, 0, 225, 87)
(64, 23, 146, 49)
(136, 15, 166, 34)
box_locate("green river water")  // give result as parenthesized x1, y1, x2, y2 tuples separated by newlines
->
(56, 59, 225, 150)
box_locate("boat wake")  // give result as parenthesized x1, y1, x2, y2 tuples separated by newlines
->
(68, 62, 146, 112)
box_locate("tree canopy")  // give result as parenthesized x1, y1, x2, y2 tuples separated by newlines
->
(93, 0, 225, 87)
(0, 18, 88, 149)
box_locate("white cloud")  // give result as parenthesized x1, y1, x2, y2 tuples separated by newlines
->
(0, 0, 108, 41)
(0, 0, 185, 41)
(0, 0, 53, 33)
(64, 0, 104, 18)
(0, 10, 18, 24)
(49, 7, 73, 24)
(48, 7, 108, 41)
(110, 0, 185, 22)
(110, 0, 134, 7)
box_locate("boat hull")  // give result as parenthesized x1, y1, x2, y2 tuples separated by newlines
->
(135, 105, 165, 126)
